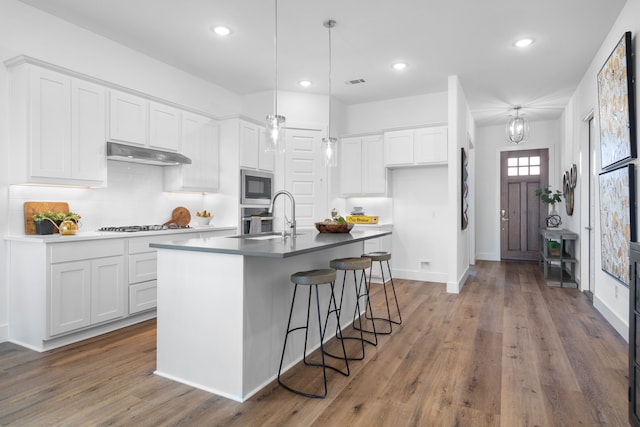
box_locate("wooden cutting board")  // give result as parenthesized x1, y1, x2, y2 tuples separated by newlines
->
(164, 206, 191, 226)
(24, 201, 69, 234)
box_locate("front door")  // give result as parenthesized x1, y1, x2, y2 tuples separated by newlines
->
(500, 149, 548, 261)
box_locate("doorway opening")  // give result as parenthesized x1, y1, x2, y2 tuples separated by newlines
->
(500, 149, 549, 261)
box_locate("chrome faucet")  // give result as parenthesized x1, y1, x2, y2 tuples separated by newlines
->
(269, 190, 296, 238)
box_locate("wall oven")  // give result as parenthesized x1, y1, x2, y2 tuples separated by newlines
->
(241, 169, 274, 206)
(241, 207, 273, 235)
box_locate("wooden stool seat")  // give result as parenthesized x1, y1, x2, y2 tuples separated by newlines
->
(291, 269, 337, 286)
(330, 257, 371, 271)
(361, 251, 391, 262)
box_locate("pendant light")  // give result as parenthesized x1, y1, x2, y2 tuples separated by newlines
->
(506, 106, 529, 144)
(265, 0, 285, 152)
(323, 19, 337, 167)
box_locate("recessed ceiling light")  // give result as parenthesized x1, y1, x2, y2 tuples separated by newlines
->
(514, 38, 534, 48)
(392, 62, 408, 71)
(299, 80, 312, 88)
(211, 26, 231, 36)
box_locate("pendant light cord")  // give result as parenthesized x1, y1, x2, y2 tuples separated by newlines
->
(273, 0, 278, 115)
(324, 20, 336, 139)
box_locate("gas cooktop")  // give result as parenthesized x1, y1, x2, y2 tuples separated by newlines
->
(98, 224, 191, 232)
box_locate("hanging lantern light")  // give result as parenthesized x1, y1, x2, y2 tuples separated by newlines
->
(506, 106, 529, 144)
(322, 19, 337, 167)
(265, 0, 285, 152)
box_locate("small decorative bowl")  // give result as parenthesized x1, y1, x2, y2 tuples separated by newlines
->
(194, 216, 212, 226)
(314, 222, 354, 233)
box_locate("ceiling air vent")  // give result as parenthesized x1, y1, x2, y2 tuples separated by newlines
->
(345, 78, 366, 85)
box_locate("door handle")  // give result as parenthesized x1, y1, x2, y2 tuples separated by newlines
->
(585, 226, 592, 230)
(500, 209, 509, 221)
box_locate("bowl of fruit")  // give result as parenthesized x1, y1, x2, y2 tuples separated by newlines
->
(194, 210, 213, 226)
(314, 216, 354, 233)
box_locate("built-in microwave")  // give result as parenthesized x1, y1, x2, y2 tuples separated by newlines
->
(241, 169, 274, 205)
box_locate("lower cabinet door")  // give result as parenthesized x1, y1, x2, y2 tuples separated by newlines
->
(91, 256, 126, 324)
(50, 260, 92, 336)
(129, 281, 157, 314)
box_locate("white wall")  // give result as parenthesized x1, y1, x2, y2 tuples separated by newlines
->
(447, 76, 474, 293)
(564, 0, 640, 340)
(0, 0, 245, 342)
(474, 119, 562, 261)
(345, 92, 448, 135)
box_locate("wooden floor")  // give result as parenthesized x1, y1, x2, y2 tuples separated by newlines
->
(0, 261, 629, 426)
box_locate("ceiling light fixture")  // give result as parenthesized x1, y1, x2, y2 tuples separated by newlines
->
(323, 19, 337, 168)
(211, 26, 231, 36)
(514, 38, 534, 48)
(392, 62, 408, 71)
(506, 106, 529, 144)
(299, 80, 312, 88)
(265, 0, 285, 152)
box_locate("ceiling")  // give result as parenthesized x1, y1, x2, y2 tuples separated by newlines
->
(17, 0, 627, 126)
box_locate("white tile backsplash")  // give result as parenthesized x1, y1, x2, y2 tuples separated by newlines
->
(9, 160, 234, 234)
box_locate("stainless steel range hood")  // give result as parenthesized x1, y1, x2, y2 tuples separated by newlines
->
(107, 141, 192, 166)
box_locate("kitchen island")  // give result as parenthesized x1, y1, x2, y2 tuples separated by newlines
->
(150, 229, 391, 402)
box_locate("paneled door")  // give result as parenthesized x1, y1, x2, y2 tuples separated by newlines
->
(500, 149, 548, 261)
(283, 128, 327, 230)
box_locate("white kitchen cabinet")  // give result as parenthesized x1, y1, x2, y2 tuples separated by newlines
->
(240, 120, 274, 172)
(414, 127, 448, 165)
(50, 260, 91, 336)
(108, 90, 148, 146)
(49, 241, 126, 336)
(384, 126, 448, 167)
(51, 255, 126, 336)
(164, 112, 220, 192)
(340, 134, 386, 196)
(149, 101, 181, 152)
(7, 59, 107, 186)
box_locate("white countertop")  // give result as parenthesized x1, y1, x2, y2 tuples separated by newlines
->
(4, 225, 237, 243)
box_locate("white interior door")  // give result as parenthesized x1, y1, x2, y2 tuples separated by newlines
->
(282, 128, 327, 231)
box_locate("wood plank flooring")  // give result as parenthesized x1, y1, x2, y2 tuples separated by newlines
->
(0, 261, 629, 426)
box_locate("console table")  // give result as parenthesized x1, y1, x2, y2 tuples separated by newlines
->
(539, 228, 578, 287)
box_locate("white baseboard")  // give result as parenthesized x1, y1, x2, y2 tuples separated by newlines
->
(476, 252, 500, 261)
(0, 323, 7, 343)
(393, 268, 447, 284)
(594, 295, 628, 342)
(447, 266, 470, 294)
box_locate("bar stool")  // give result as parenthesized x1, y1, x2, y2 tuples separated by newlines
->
(358, 251, 402, 335)
(325, 257, 378, 361)
(277, 268, 349, 399)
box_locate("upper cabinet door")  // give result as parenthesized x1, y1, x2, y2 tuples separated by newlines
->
(239, 121, 260, 169)
(71, 79, 106, 183)
(109, 90, 148, 146)
(164, 112, 220, 192)
(383, 130, 414, 166)
(414, 126, 448, 165)
(362, 134, 386, 194)
(29, 67, 71, 179)
(149, 102, 181, 152)
(258, 128, 276, 172)
(340, 137, 363, 195)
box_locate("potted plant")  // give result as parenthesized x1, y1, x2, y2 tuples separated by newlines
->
(33, 211, 58, 235)
(535, 185, 564, 228)
(535, 186, 563, 212)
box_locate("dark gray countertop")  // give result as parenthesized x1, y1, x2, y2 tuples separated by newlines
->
(150, 229, 392, 258)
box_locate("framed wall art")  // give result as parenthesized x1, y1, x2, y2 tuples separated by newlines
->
(461, 147, 469, 230)
(597, 31, 636, 170)
(599, 164, 636, 286)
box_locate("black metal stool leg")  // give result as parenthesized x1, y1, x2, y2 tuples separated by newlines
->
(352, 268, 378, 346)
(386, 260, 402, 325)
(278, 280, 349, 398)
